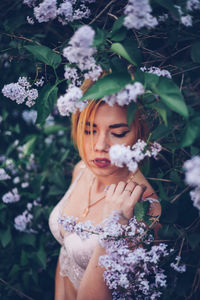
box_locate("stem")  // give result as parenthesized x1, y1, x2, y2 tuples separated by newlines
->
(0, 277, 34, 300)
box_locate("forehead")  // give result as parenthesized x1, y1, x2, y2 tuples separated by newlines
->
(88, 103, 127, 125)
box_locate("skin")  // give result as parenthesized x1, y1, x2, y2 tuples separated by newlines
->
(55, 103, 161, 300)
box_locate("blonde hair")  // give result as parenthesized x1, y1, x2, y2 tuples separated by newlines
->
(71, 78, 148, 161)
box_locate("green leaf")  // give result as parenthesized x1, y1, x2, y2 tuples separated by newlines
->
(93, 28, 106, 46)
(23, 135, 37, 156)
(111, 16, 126, 34)
(0, 227, 11, 247)
(180, 120, 200, 147)
(36, 84, 58, 125)
(44, 125, 67, 135)
(152, 102, 168, 126)
(154, 77, 189, 119)
(127, 102, 137, 127)
(36, 247, 46, 269)
(144, 73, 159, 90)
(134, 201, 149, 221)
(81, 72, 132, 100)
(24, 45, 62, 68)
(110, 41, 141, 66)
(191, 42, 200, 63)
(111, 28, 127, 42)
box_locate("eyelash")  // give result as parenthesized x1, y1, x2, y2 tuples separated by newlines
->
(84, 130, 129, 138)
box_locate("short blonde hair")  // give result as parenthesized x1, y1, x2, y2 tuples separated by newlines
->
(71, 78, 148, 161)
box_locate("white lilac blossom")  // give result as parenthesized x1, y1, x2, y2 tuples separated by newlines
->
(27, 16, 35, 24)
(140, 66, 172, 79)
(190, 187, 200, 211)
(181, 15, 193, 26)
(34, 77, 44, 87)
(124, 0, 158, 30)
(64, 66, 80, 87)
(34, 0, 57, 23)
(22, 110, 37, 125)
(187, 0, 200, 11)
(170, 256, 186, 273)
(59, 211, 182, 299)
(2, 188, 20, 203)
(23, 0, 36, 7)
(63, 25, 102, 80)
(109, 140, 162, 173)
(2, 77, 38, 107)
(174, 5, 193, 27)
(103, 82, 144, 107)
(21, 182, 29, 188)
(184, 156, 200, 212)
(184, 156, 200, 187)
(57, 86, 86, 116)
(13, 176, 20, 184)
(0, 168, 11, 180)
(14, 210, 33, 232)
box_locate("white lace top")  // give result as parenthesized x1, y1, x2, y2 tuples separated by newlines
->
(49, 164, 98, 290)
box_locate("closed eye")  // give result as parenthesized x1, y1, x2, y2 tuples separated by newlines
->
(112, 131, 130, 138)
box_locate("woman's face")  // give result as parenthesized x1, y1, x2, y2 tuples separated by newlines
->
(83, 103, 137, 177)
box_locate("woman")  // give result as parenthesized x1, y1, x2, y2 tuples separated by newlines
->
(49, 79, 161, 300)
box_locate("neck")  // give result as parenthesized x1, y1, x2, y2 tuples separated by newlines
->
(93, 167, 135, 193)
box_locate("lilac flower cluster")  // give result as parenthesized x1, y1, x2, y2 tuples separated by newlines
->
(175, 4, 193, 27)
(109, 140, 162, 173)
(183, 155, 200, 211)
(187, 0, 200, 11)
(14, 202, 35, 232)
(103, 82, 144, 107)
(124, 0, 158, 30)
(0, 168, 11, 180)
(57, 25, 102, 116)
(23, 0, 96, 25)
(57, 86, 87, 116)
(2, 77, 38, 107)
(140, 66, 172, 79)
(63, 25, 102, 79)
(2, 188, 20, 203)
(59, 211, 185, 298)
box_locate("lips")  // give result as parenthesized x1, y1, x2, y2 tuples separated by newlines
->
(93, 158, 111, 168)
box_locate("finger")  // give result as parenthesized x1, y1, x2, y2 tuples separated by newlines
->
(123, 181, 138, 194)
(130, 184, 146, 207)
(114, 181, 126, 195)
(106, 183, 116, 198)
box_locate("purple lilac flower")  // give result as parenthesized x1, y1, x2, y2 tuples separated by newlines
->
(140, 66, 172, 78)
(2, 188, 20, 203)
(187, 0, 200, 11)
(57, 86, 86, 116)
(14, 210, 33, 232)
(34, 0, 57, 23)
(0, 168, 11, 180)
(109, 140, 162, 173)
(2, 77, 39, 107)
(124, 0, 158, 30)
(103, 82, 144, 107)
(184, 156, 200, 187)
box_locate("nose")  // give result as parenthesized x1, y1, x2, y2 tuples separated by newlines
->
(94, 132, 109, 152)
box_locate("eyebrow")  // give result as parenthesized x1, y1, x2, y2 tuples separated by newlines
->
(86, 122, 129, 129)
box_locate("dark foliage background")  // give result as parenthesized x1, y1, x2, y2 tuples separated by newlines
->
(0, 0, 200, 299)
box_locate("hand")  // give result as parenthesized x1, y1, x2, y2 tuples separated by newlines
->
(102, 181, 146, 224)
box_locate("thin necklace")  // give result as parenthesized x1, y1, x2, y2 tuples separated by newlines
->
(82, 176, 106, 218)
(81, 171, 137, 218)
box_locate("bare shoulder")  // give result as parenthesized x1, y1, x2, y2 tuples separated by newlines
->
(71, 160, 86, 182)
